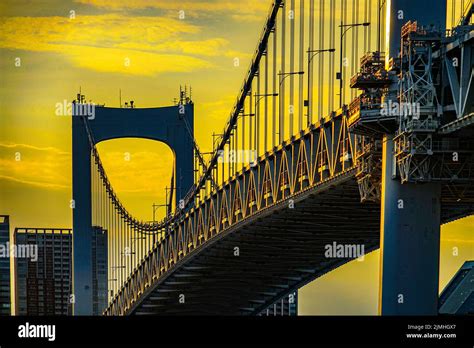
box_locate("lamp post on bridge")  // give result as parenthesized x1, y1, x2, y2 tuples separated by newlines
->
(254, 93, 278, 154)
(278, 71, 304, 143)
(152, 203, 167, 223)
(230, 112, 255, 172)
(212, 132, 226, 184)
(338, 22, 370, 108)
(200, 151, 216, 190)
(151, 202, 167, 244)
(306, 48, 336, 126)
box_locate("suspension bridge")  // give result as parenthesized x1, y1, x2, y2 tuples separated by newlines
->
(72, 0, 474, 316)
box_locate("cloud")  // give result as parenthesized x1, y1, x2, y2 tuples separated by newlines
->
(0, 14, 199, 50)
(0, 143, 69, 155)
(67, 46, 212, 75)
(224, 49, 253, 59)
(0, 143, 174, 198)
(116, 38, 230, 57)
(0, 14, 226, 75)
(96, 149, 173, 196)
(441, 238, 474, 244)
(0, 143, 71, 190)
(0, 175, 69, 190)
(201, 95, 236, 123)
(74, 0, 269, 21)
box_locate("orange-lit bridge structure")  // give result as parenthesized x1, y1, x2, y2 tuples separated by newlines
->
(71, 0, 474, 316)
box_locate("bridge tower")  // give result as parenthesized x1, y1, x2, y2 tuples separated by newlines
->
(72, 94, 194, 315)
(379, 0, 446, 315)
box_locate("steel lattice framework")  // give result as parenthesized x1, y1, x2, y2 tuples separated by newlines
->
(104, 107, 366, 315)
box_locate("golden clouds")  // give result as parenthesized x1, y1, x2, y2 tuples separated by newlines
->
(116, 38, 229, 57)
(0, 14, 198, 50)
(67, 47, 211, 75)
(0, 140, 174, 198)
(92, 141, 173, 219)
(0, 143, 70, 190)
(0, 14, 228, 75)
(74, 0, 269, 21)
(96, 140, 174, 197)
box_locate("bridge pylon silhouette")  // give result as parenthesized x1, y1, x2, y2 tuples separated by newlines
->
(72, 96, 194, 315)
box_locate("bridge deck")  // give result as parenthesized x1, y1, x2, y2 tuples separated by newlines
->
(129, 176, 473, 315)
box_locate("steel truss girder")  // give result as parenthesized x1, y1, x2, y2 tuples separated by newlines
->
(104, 109, 361, 315)
(399, 27, 441, 134)
(443, 31, 474, 119)
(355, 137, 382, 202)
(394, 128, 474, 183)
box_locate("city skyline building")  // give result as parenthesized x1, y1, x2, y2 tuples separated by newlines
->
(259, 291, 298, 316)
(14, 228, 73, 315)
(0, 215, 11, 315)
(91, 226, 108, 315)
(14, 227, 109, 316)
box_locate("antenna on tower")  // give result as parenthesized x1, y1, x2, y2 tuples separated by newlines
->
(179, 85, 185, 105)
(177, 85, 193, 105)
(119, 89, 122, 108)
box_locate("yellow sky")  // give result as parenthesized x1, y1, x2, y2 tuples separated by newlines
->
(0, 0, 472, 315)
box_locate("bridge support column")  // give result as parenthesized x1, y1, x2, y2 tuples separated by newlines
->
(379, 135, 441, 315)
(72, 117, 93, 315)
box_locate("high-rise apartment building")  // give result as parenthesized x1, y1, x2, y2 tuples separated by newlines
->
(0, 215, 11, 315)
(14, 227, 109, 315)
(259, 291, 298, 316)
(14, 228, 73, 315)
